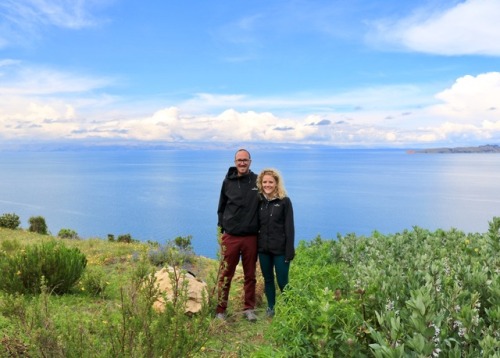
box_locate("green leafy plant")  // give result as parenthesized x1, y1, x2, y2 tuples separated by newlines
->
(104, 262, 212, 357)
(57, 228, 79, 240)
(79, 266, 108, 297)
(148, 235, 196, 267)
(28, 216, 48, 235)
(263, 237, 365, 357)
(0, 213, 21, 230)
(0, 240, 87, 294)
(117, 233, 133, 243)
(259, 218, 500, 357)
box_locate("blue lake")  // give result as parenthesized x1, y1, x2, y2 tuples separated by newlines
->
(1, 147, 499, 258)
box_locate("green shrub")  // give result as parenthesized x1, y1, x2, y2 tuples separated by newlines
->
(148, 236, 195, 267)
(0, 263, 213, 357)
(148, 244, 171, 267)
(28, 216, 48, 235)
(80, 266, 108, 297)
(0, 240, 87, 295)
(259, 219, 500, 357)
(104, 265, 212, 357)
(264, 237, 364, 357)
(57, 228, 79, 240)
(0, 213, 21, 230)
(117, 234, 132, 243)
(174, 235, 193, 252)
(0, 238, 22, 253)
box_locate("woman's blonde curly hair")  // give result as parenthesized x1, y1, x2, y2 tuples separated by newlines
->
(257, 168, 287, 199)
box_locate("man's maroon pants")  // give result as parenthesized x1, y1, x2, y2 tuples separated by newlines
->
(216, 233, 257, 314)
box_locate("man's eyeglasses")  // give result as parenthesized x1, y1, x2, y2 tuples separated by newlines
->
(235, 159, 251, 163)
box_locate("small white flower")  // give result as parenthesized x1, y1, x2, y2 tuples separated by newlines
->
(472, 315, 479, 326)
(434, 326, 441, 336)
(432, 348, 441, 357)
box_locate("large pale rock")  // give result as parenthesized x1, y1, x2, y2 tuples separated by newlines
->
(152, 267, 207, 314)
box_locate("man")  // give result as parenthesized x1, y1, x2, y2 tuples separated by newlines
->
(216, 148, 259, 322)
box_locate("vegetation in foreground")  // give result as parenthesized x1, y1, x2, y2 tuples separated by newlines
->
(0, 214, 499, 357)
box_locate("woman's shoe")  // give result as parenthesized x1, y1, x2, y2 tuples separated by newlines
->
(266, 307, 275, 318)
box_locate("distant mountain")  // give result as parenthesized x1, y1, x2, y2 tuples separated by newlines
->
(408, 144, 500, 154)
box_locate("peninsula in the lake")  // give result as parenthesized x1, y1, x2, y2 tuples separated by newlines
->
(407, 144, 500, 154)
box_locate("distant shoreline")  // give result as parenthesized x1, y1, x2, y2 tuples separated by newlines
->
(407, 144, 500, 154)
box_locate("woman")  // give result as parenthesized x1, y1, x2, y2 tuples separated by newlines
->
(256, 168, 295, 317)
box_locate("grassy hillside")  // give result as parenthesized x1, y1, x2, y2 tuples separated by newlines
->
(1, 218, 500, 357)
(0, 228, 271, 357)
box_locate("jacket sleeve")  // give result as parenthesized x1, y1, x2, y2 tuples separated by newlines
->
(217, 181, 227, 233)
(284, 197, 295, 261)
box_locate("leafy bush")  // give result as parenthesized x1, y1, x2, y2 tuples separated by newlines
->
(148, 235, 195, 267)
(264, 237, 365, 357)
(0, 213, 21, 230)
(57, 228, 79, 240)
(173, 235, 193, 252)
(117, 234, 133, 243)
(28, 216, 48, 235)
(260, 218, 500, 357)
(104, 265, 212, 357)
(79, 266, 108, 297)
(0, 240, 87, 294)
(148, 244, 171, 267)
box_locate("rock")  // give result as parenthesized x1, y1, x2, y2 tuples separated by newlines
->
(152, 267, 207, 314)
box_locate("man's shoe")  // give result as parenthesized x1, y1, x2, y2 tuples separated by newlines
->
(266, 307, 275, 318)
(244, 309, 257, 322)
(215, 312, 227, 320)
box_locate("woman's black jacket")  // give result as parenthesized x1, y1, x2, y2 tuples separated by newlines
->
(258, 195, 295, 261)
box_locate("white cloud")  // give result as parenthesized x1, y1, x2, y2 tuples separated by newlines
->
(0, 0, 109, 48)
(1, 58, 500, 147)
(0, 61, 119, 139)
(430, 72, 500, 121)
(29, 0, 106, 29)
(2, 0, 106, 28)
(0, 59, 20, 67)
(369, 0, 500, 56)
(179, 84, 434, 115)
(0, 65, 115, 96)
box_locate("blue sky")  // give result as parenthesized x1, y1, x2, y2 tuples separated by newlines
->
(1, 0, 499, 149)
